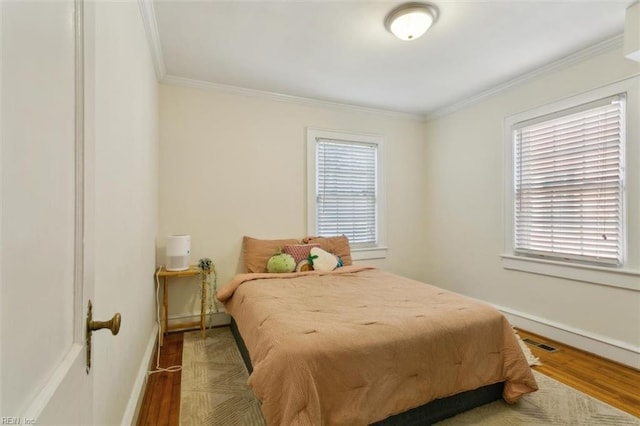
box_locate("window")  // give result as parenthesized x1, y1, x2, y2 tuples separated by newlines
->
(316, 140, 377, 244)
(513, 94, 625, 266)
(503, 78, 640, 291)
(307, 129, 386, 260)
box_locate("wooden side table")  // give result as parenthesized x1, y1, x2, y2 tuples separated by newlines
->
(156, 265, 212, 346)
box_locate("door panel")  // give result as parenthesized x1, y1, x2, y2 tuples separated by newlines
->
(1, 0, 91, 422)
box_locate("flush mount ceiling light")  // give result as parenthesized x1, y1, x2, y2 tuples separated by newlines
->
(385, 2, 439, 41)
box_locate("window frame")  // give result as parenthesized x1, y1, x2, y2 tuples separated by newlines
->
(307, 128, 387, 260)
(502, 78, 640, 291)
(513, 93, 625, 266)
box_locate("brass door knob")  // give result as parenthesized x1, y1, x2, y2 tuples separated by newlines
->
(86, 301, 122, 373)
(89, 313, 121, 335)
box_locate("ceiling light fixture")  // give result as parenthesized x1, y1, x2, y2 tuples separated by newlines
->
(385, 2, 438, 41)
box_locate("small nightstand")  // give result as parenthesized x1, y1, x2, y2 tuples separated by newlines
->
(156, 265, 212, 346)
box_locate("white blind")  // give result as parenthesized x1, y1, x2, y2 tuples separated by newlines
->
(316, 138, 377, 245)
(513, 94, 625, 266)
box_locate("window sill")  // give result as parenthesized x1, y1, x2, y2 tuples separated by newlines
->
(352, 246, 388, 261)
(501, 254, 640, 292)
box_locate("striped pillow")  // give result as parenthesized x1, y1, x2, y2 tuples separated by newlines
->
(283, 244, 321, 265)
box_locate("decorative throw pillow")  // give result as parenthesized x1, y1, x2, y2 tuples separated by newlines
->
(295, 259, 314, 272)
(242, 236, 299, 273)
(267, 253, 296, 273)
(309, 247, 339, 272)
(283, 244, 321, 264)
(302, 235, 352, 266)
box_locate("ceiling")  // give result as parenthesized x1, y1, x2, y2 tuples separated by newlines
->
(152, 1, 634, 117)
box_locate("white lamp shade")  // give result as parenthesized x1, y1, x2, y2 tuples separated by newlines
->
(390, 8, 434, 40)
(386, 3, 438, 41)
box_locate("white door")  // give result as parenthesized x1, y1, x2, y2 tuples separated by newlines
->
(1, 0, 98, 423)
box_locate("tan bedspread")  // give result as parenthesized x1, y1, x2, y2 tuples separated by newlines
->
(218, 266, 538, 425)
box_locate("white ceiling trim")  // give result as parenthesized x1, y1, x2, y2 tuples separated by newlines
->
(426, 34, 624, 121)
(138, 0, 165, 81)
(160, 74, 426, 122)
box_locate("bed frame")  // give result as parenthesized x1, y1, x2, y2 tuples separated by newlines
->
(230, 317, 504, 425)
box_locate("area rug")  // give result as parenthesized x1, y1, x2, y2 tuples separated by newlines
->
(180, 328, 265, 426)
(180, 328, 639, 425)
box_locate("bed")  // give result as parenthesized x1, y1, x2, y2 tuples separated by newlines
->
(217, 239, 538, 425)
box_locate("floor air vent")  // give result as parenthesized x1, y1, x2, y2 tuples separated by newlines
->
(522, 338, 559, 353)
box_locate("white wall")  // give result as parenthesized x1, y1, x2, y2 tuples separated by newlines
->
(91, 2, 158, 424)
(423, 47, 640, 367)
(158, 84, 426, 320)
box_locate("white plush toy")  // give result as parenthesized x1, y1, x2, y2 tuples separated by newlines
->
(309, 247, 339, 272)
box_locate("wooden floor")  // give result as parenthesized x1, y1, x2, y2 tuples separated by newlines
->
(516, 328, 640, 418)
(136, 328, 640, 425)
(137, 332, 183, 426)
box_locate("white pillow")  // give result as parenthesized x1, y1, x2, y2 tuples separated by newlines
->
(310, 247, 338, 272)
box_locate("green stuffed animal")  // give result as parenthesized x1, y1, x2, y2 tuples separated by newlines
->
(267, 251, 296, 273)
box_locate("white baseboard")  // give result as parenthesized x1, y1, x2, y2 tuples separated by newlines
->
(490, 303, 640, 369)
(121, 323, 158, 426)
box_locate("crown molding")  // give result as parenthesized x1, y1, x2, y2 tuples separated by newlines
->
(426, 34, 625, 120)
(161, 75, 425, 122)
(138, 0, 166, 81)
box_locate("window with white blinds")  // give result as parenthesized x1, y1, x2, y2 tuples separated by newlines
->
(315, 138, 378, 246)
(513, 94, 625, 266)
